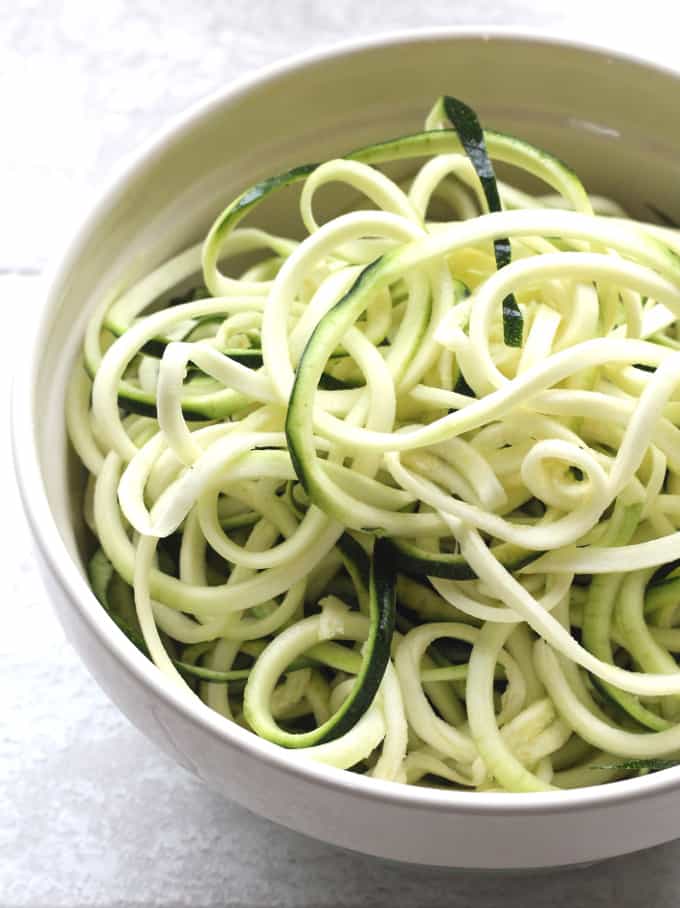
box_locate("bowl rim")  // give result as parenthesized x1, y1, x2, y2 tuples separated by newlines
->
(13, 24, 680, 816)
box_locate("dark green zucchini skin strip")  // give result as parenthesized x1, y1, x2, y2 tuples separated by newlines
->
(208, 123, 528, 245)
(286, 257, 385, 505)
(314, 536, 396, 744)
(382, 536, 540, 580)
(442, 96, 522, 347)
(115, 386, 242, 421)
(337, 532, 371, 592)
(172, 662, 252, 683)
(209, 163, 317, 240)
(590, 677, 671, 732)
(250, 536, 396, 748)
(88, 548, 149, 654)
(593, 758, 680, 772)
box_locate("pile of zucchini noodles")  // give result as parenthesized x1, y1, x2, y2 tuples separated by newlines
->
(68, 96, 680, 792)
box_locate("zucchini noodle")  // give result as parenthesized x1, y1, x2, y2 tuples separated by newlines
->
(70, 95, 680, 791)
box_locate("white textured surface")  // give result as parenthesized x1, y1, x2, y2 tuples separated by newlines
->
(5, 2, 680, 905)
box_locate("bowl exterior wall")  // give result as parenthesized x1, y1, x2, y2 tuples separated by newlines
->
(14, 30, 680, 868)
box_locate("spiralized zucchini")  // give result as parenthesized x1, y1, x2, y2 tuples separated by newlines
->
(68, 96, 680, 792)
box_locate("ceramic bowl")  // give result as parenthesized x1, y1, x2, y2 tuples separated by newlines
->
(13, 29, 680, 869)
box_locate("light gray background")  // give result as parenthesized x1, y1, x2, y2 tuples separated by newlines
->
(4, 2, 680, 905)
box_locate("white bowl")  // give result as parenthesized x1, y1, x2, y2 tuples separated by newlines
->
(13, 28, 680, 870)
